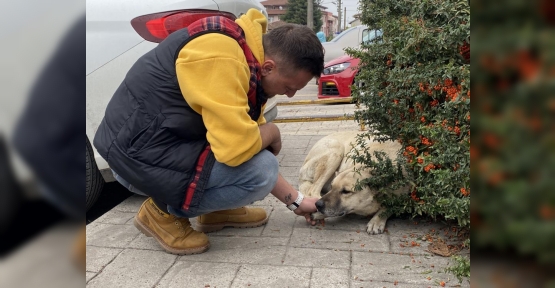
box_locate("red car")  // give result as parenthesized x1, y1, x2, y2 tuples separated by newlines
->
(318, 55, 360, 99)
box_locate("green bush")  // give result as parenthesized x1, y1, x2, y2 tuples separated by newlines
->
(471, 0, 555, 264)
(348, 0, 470, 280)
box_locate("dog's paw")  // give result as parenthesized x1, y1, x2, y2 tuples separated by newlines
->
(366, 217, 387, 235)
(310, 212, 326, 220)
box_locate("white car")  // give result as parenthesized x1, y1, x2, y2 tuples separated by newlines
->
(86, 0, 271, 210)
(322, 25, 371, 63)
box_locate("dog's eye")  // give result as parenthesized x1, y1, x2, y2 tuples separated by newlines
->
(341, 190, 351, 195)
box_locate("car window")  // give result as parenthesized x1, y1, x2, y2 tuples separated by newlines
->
(362, 29, 383, 45)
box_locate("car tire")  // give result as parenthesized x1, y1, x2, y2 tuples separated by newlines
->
(264, 105, 278, 123)
(86, 137, 104, 211)
(0, 135, 23, 233)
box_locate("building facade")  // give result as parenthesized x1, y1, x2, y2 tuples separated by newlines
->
(348, 13, 362, 27)
(260, 0, 288, 23)
(260, 0, 338, 37)
(321, 11, 338, 37)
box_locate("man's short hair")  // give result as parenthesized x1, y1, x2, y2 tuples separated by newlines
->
(263, 24, 324, 77)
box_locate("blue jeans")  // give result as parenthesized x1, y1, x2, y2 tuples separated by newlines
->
(113, 150, 279, 218)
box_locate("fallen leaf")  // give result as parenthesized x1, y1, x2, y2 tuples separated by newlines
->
(427, 238, 453, 257)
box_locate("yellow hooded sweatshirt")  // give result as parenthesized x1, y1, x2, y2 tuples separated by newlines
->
(175, 9, 268, 167)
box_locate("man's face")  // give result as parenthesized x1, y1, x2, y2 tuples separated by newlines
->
(260, 59, 313, 98)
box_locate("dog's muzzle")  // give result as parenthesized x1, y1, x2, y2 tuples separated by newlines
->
(314, 199, 346, 218)
(315, 199, 325, 212)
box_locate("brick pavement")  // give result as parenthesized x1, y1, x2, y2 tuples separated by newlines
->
(86, 112, 470, 288)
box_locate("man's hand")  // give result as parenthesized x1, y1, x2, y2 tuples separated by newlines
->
(259, 123, 282, 156)
(293, 196, 319, 225)
(270, 175, 317, 225)
(266, 136, 282, 156)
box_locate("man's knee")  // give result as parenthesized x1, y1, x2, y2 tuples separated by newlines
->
(253, 150, 279, 188)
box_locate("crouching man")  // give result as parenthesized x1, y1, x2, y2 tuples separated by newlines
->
(93, 9, 324, 254)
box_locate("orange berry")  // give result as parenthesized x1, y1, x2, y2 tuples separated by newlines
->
(461, 188, 470, 196)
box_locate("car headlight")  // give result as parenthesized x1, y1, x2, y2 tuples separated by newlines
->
(323, 62, 351, 75)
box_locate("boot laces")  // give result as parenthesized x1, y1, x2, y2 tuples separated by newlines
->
(174, 217, 196, 237)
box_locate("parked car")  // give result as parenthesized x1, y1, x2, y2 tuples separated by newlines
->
(86, 0, 269, 210)
(318, 55, 360, 99)
(322, 25, 368, 63)
(318, 29, 382, 99)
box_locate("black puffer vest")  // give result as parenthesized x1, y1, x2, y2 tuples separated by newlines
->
(93, 19, 262, 212)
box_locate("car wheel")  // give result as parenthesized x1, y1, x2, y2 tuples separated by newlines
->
(0, 135, 22, 232)
(264, 105, 278, 123)
(86, 137, 104, 211)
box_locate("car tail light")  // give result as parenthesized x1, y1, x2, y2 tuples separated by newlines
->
(131, 10, 236, 43)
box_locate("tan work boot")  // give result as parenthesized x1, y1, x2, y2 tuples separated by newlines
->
(196, 206, 268, 233)
(133, 198, 210, 255)
(72, 225, 86, 272)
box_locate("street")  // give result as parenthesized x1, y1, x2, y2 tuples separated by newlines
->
(85, 78, 469, 287)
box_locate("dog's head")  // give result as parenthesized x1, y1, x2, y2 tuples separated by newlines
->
(314, 168, 382, 217)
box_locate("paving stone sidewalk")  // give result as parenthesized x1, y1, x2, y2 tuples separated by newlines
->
(86, 118, 470, 288)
